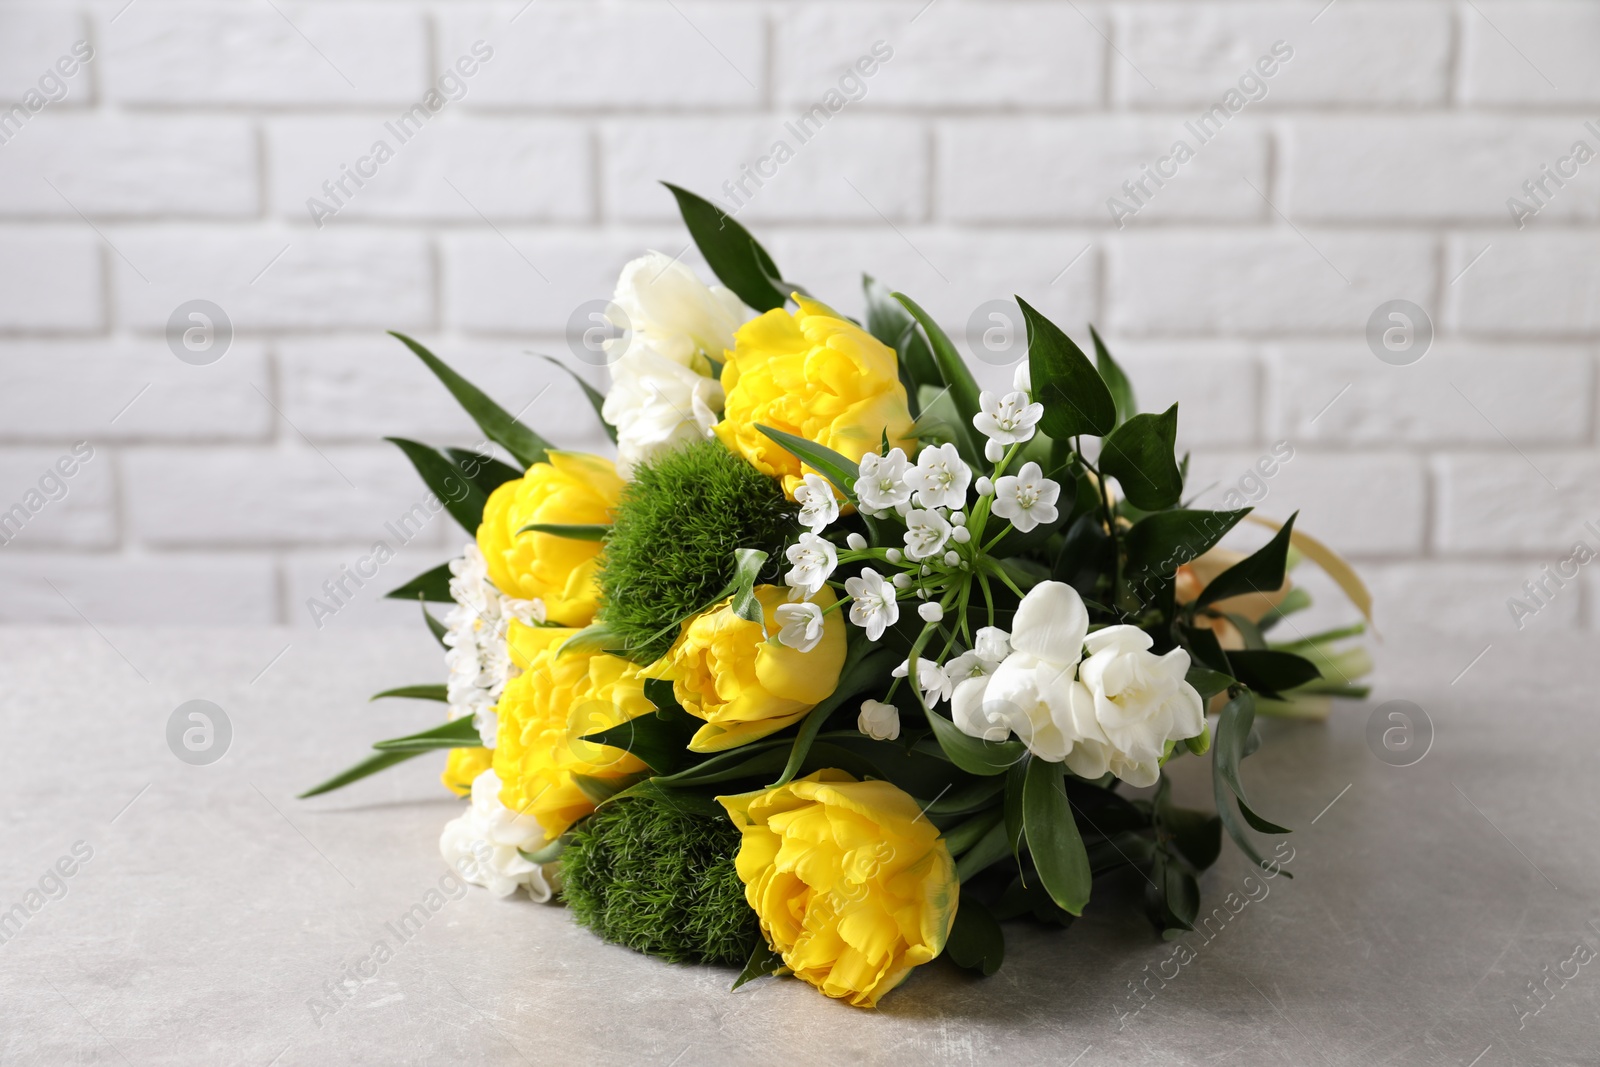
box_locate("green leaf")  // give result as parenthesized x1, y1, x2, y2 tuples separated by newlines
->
(1165, 807, 1223, 871)
(369, 684, 448, 703)
(603, 777, 729, 820)
(518, 835, 567, 865)
(909, 385, 982, 466)
(770, 644, 894, 787)
(1124, 508, 1252, 580)
(386, 437, 489, 535)
(557, 623, 632, 657)
(389, 332, 551, 469)
(891, 293, 984, 458)
(1022, 757, 1091, 916)
(1225, 649, 1322, 697)
(1195, 512, 1298, 611)
(444, 447, 522, 497)
(298, 749, 424, 799)
(420, 601, 449, 649)
(1097, 404, 1182, 511)
(921, 702, 1027, 777)
(386, 562, 453, 603)
(1213, 690, 1293, 852)
(372, 717, 481, 752)
(572, 772, 635, 806)
(954, 816, 1013, 882)
(726, 547, 769, 629)
(941, 808, 1006, 857)
(580, 712, 696, 776)
(538, 355, 617, 444)
(864, 274, 938, 416)
(663, 183, 788, 313)
(1018, 297, 1115, 439)
(1184, 666, 1235, 703)
(920, 775, 1007, 818)
(516, 522, 609, 541)
(1004, 759, 1027, 861)
(755, 423, 857, 503)
(731, 939, 786, 991)
(1090, 326, 1137, 427)
(944, 889, 1005, 976)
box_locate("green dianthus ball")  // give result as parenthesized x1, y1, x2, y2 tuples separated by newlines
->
(598, 440, 794, 663)
(560, 793, 759, 965)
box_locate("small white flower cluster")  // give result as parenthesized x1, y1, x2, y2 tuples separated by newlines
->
(439, 769, 558, 901)
(444, 543, 544, 748)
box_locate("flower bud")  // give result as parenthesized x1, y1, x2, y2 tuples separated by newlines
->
(918, 602, 944, 623)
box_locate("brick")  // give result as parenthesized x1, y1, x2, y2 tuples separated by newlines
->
(0, 229, 101, 333)
(1462, 2, 1600, 106)
(1114, 2, 1450, 107)
(1094, 341, 1261, 447)
(441, 228, 680, 335)
(101, 1, 427, 105)
(1436, 453, 1600, 554)
(111, 230, 432, 332)
(0, 553, 278, 625)
(279, 338, 612, 454)
(1108, 233, 1436, 336)
(438, 2, 764, 109)
(938, 117, 1268, 224)
(774, 4, 1101, 108)
(0, 115, 256, 217)
(1446, 234, 1600, 337)
(1268, 342, 1592, 446)
(266, 117, 589, 224)
(1286, 117, 1600, 223)
(0, 8, 92, 107)
(1360, 561, 1579, 637)
(1184, 449, 1426, 555)
(123, 446, 453, 548)
(0, 444, 117, 550)
(286, 545, 465, 630)
(603, 117, 927, 223)
(0, 339, 272, 442)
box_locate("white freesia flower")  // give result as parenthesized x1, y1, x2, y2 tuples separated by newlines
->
(856, 448, 913, 516)
(974, 390, 1044, 446)
(775, 601, 826, 653)
(601, 344, 724, 477)
(992, 461, 1061, 533)
(858, 699, 901, 741)
(974, 625, 1012, 665)
(445, 543, 544, 748)
(607, 250, 747, 369)
(893, 656, 950, 706)
(902, 508, 953, 561)
(784, 532, 837, 600)
(903, 443, 971, 511)
(1074, 625, 1205, 787)
(845, 567, 899, 641)
(1012, 358, 1032, 395)
(794, 473, 841, 533)
(439, 769, 558, 901)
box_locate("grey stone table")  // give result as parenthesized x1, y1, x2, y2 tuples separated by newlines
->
(1, 624, 1595, 1066)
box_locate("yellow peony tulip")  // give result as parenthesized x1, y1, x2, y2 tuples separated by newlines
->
(441, 745, 493, 797)
(643, 585, 846, 753)
(718, 770, 958, 1008)
(476, 452, 623, 627)
(492, 622, 654, 843)
(715, 296, 915, 499)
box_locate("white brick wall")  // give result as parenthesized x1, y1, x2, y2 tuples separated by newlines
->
(0, 0, 1595, 636)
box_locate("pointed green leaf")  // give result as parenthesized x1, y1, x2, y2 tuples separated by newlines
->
(1023, 756, 1092, 916)
(892, 292, 983, 457)
(420, 601, 449, 649)
(538, 354, 618, 444)
(1097, 404, 1182, 511)
(298, 749, 425, 799)
(732, 939, 786, 991)
(1195, 512, 1299, 610)
(516, 522, 609, 541)
(726, 547, 769, 628)
(954, 817, 1013, 882)
(386, 437, 489, 534)
(389, 331, 551, 468)
(1225, 649, 1322, 697)
(518, 835, 567, 865)
(580, 712, 696, 776)
(1125, 508, 1252, 580)
(557, 623, 631, 657)
(444, 447, 522, 497)
(1090, 325, 1137, 427)
(370, 684, 449, 703)
(1018, 297, 1115, 439)
(865, 274, 938, 416)
(386, 562, 453, 603)
(662, 182, 787, 312)
(372, 716, 481, 752)
(755, 423, 858, 503)
(944, 888, 1006, 976)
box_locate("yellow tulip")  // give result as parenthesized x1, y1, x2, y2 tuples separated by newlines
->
(441, 745, 493, 797)
(718, 770, 957, 1008)
(643, 586, 846, 753)
(716, 297, 915, 499)
(492, 622, 654, 842)
(476, 452, 623, 627)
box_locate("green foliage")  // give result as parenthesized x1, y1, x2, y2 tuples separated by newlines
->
(598, 440, 794, 662)
(663, 183, 788, 312)
(561, 790, 759, 965)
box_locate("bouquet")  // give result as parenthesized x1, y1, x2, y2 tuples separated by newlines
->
(302, 184, 1373, 1008)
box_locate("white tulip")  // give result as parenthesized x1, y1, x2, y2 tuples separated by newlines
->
(607, 251, 747, 369)
(439, 769, 557, 901)
(601, 344, 723, 476)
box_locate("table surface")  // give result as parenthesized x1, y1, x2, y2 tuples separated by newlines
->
(1, 622, 1595, 1067)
